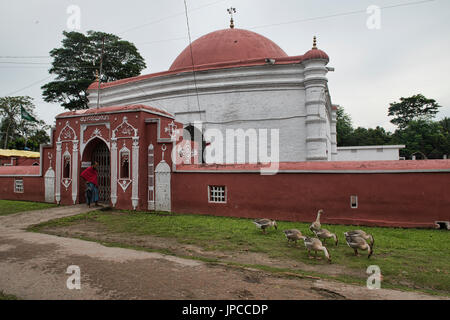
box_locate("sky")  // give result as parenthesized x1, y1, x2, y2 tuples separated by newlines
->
(1, 0, 449, 132)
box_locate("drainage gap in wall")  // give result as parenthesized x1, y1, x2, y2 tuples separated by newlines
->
(435, 221, 449, 230)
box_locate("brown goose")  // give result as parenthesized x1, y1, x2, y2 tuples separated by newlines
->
(253, 218, 277, 234)
(283, 229, 303, 244)
(313, 228, 338, 246)
(309, 209, 323, 233)
(344, 230, 374, 247)
(300, 236, 331, 263)
(344, 233, 373, 258)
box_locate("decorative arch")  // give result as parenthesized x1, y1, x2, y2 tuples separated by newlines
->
(58, 121, 77, 142)
(112, 116, 138, 139)
(81, 135, 110, 158)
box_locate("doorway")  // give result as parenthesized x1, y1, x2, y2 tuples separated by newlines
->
(91, 141, 111, 203)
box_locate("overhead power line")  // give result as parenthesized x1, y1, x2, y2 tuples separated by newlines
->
(0, 56, 50, 59)
(119, 0, 228, 34)
(248, 0, 436, 30)
(0, 61, 51, 65)
(4, 75, 52, 96)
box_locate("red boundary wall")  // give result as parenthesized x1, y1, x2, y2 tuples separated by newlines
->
(172, 167, 450, 228)
(1, 160, 449, 229)
(0, 176, 45, 203)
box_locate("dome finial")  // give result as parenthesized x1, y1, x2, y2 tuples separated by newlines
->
(95, 69, 99, 82)
(227, 7, 236, 29)
(312, 36, 317, 49)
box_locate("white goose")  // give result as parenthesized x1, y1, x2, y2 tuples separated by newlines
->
(344, 233, 373, 258)
(300, 236, 331, 263)
(309, 209, 323, 233)
(344, 230, 374, 247)
(283, 229, 303, 245)
(253, 218, 277, 234)
(313, 228, 338, 246)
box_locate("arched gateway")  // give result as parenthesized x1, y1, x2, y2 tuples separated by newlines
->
(91, 140, 111, 203)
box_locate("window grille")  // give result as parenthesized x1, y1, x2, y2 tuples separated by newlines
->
(14, 179, 24, 193)
(208, 186, 226, 203)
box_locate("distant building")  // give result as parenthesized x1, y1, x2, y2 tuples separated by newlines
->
(0, 149, 40, 166)
(336, 145, 405, 161)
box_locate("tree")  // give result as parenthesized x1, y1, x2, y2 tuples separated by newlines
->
(392, 120, 448, 159)
(0, 96, 50, 151)
(346, 126, 392, 146)
(336, 106, 354, 146)
(388, 94, 442, 129)
(336, 107, 392, 146)
(42, 31, 146, 110)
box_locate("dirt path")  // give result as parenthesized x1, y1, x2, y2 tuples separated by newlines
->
(0, 205, 447, 300)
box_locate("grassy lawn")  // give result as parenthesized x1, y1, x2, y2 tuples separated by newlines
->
(29, 210, 450, 296)
(0, 291, 18, 300)
(0, 200, 57, 216)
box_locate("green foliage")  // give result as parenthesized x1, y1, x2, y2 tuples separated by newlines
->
(392, 119, 450, 159)
(336, 106, 392, 147)
(388, 94, 442, 129)
(345, 126, 392, 146)
(336, 99, 449, 159)
(0, 96, 50, 150)
(42, 30, 146, 110)
(336, 107, 354, 146)
(0, 291, 18, 300)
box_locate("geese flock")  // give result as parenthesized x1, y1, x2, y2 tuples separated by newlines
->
(253, 209, 374, 263)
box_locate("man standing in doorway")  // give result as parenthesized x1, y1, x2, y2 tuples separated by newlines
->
(81, 161, 99, 207)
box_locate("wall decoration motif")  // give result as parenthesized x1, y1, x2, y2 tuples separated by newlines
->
(58, 121, 77, 142)
(118, 143, 131, 192)
(148, 144, 155, 210)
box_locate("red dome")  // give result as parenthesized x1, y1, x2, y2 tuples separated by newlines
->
(303, 48, 329, 61)
(169, 28, 288, 71)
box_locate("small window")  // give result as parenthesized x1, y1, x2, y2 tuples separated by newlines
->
(350, 195, 358, 208)
(208, 186, 226, 203)
(376, 148, 383, 153)
(14, 179, 24, 193)
(63, 154, 71, 179)
(120, 150, 130, 179)
(351, 149, 357, 153)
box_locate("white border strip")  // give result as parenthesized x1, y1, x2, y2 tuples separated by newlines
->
(174, 169, 450, 174)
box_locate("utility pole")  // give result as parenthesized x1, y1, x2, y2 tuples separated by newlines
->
(96, 37, 105, 109)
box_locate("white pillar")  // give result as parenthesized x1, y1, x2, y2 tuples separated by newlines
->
(110, 138, 118, 207)
(72, 141, 78, 204)
(331, 108, 338, 161)
(131, 136, 139, 210)
(55, 142, 62, 204)
(44, 168, 55, 203)
(303, 60, 330, 161)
